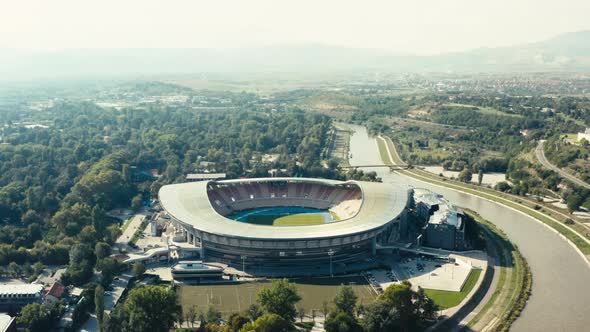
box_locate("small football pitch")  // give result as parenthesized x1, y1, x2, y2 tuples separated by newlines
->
(424, 267, 482, 309)
(178, 276, 376, 314)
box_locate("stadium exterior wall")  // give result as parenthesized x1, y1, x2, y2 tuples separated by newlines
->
(159, 177, 409, 267)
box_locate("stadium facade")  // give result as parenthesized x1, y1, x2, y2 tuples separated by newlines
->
(159, 178, 411, 269)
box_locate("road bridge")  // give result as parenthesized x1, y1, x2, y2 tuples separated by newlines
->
(340, 164, 409, 170)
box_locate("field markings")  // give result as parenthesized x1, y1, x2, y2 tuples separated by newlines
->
(234, 286, 241, 312)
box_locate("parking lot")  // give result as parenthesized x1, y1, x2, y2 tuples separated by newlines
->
(392, 256, 472, 292)
(367, 252, 486, 293)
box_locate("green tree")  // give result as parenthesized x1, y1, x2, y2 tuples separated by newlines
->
(95, 242, 111, 260)
(477, 169, 484, 185)
(206, 306, 222, 324)
(97, 258, 123, 286)
(458, 167, 473, 183)
(122, 285, 181, 332)
(240, 314, 292, 332)
(92, 205, 106, 237)
(131, 194, 143, 212)
(95, 284, 105, 328)
(79, 225, 98, 244)
(415, 287, 437, 321)
(567, 192, 584, 213)
(122, 164, 131, 182)
(32, 261, 45, 277)
(17, 303, 63, 332)
(105, 224, 122, 244)
(184, 305, 197, 328)
(297, 307, 305, 323)
(247, 303, 264, 321)
(322, 300, 329, 318)
(132, 262, 146, 279)
(257, 278, 301, 322)
(362, 300, 401, 332)
(362, 281, 439, 332)
(324, 310, 363, 332)
(227, 312, 250, 332)
(21, 210, 42, 225)
(8, 261, 19, 277)
(381, 282, 415, 330)
(494, 181, 512, 192)
(333, 285, 357, 316)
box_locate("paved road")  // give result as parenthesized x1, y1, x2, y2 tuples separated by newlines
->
(116, 212, 146, 247)
(536, 140, 590, 190)
(347, 125, 590, 332)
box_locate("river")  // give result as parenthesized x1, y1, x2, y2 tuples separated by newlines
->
(347, 124, 590, 331)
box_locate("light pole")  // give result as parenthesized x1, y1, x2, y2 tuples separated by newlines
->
(241, 255, 247, 273)
(328, 249, 335, 277)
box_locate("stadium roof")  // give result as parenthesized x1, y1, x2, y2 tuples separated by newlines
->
(0, 284, 43, 296)
(159, 177, 409, 240)
(186, 173, 226, 181)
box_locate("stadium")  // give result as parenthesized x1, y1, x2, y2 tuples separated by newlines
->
(159, 178, 410, 272)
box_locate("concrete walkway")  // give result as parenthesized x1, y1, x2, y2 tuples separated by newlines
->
(116, 211, 146, 249)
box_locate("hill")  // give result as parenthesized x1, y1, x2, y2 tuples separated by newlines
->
(2, 30, 590, 80)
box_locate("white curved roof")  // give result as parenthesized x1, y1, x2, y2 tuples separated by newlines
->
(159, 177, 408, 240)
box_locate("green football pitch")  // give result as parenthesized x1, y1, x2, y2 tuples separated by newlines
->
(178, 276, 376, 314)
(228, 207, 339, 226)
(273, 214, 326, 226)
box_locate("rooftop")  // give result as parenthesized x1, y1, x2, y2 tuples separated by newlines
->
(186, 173, 226, 180)
(0, 314, 14, 332)
(0, 284, 43, 295)
(414, 188, 463, 228)
(159, 177, 408, 240)
(45, 281, 65, 299)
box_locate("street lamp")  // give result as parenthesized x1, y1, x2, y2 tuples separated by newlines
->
(328, 249, 335, 277)
(241, 255, 247, 273)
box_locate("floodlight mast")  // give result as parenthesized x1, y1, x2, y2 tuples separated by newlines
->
(328, 249, 335, 277)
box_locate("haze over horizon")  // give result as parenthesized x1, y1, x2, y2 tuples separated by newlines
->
(2, 0, 590, 55)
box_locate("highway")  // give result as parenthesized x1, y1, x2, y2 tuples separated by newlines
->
(536, 140, 590, 190)
(347, 124, 590, 332)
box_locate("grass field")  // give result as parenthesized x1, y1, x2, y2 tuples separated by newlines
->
(229, 207, 336, 226)
(424, 269, 482, 309)
(560, 133, 579, 141)
(443, 103, 522, 118)
(274, 214, 326, 226)
(178, 277, 376, 314)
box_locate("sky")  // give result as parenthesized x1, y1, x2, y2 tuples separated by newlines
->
(1, 0, 590, 55)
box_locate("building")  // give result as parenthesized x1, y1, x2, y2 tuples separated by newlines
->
(412, 189, 467, 251)
(150, 212, 169, 236)
(186, 173, 226, 182)
(44, 281, 65, 304)
(0, 284, 43, 310)
(519, 129, 531, 136)
(578, 128, 590, 143)
(0, 314, 15, 332)
(159, 177, 409, 274)
(171, 261, 224, 282)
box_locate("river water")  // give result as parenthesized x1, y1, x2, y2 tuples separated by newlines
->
(347, 124, 590, 331)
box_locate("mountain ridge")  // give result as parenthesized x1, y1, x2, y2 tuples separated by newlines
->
(2, 30, 590, 80)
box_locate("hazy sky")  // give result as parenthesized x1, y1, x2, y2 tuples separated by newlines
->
(1, 0, 589, 54)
